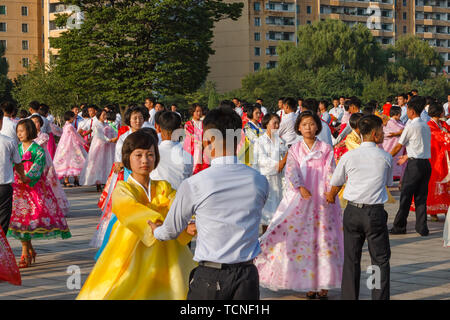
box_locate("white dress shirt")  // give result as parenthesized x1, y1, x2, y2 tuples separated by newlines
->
(278, 111, 299, 147)
(329, 106, 344, 122)
(331, 142, 393, 205)
(399, 105, 408, 124)
(72, 115, 84, 129)
(114, 129, 132, 163)
(0, 134, 22, 184)
(443, 102, 449, 117)
(260, 106, 268, 116)
(47, 114, 55, 123)
(398, 117, 431, 159)
(154, 156, 269, 264)
(235, 107, 243, 117)
(150, 140, 193, 190)
(148, 108, 156, 128)
(0, 117, 18, 143)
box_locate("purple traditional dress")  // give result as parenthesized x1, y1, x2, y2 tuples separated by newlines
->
(381, 118, 406, 180)
(255, 139, 344, 292)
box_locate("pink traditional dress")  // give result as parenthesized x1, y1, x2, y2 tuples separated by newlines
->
(53, 122, 87, 178)
(0, 227, 21, 285)
(381, 118, 406, 180)
(7, 142, 71, 240)
(255, 139, 344, 292)
(183, 119, 209, 175)
(35, 132, 70, 216)
(80, 119, 116, 186)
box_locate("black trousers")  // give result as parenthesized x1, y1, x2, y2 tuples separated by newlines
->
(187, 264, 259, 300)
(392, 159, 432, 235)
(0, 184, 13, 235)
(341, 204, 391, 300)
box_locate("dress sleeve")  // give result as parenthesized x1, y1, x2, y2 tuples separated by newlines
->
(254, 138, 279, 176)
(26, 145, 46, 187)
(345, 132, 361, 151)
(94, 123, 109, 142)
(285, 145, 304, 189)
(34, 133, 49, 147)
(111, 182, 165, 247)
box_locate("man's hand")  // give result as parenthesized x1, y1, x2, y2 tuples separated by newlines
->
(299, 187, 312, 200)
(148, 220, 163, 233)
(325, 192, 336, 204)
(186, 223, 197, 236)
(397, 155, 408, 166)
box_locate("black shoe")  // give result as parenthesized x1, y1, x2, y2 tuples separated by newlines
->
(418, 230, 429, 237)
(389, 228, 406, 235)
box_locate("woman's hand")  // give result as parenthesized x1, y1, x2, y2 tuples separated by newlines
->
(278, 153, 288, 173)
(186, 223, 197, 236)
(299, 187, 312, 200)
(113, 162, 123, 174)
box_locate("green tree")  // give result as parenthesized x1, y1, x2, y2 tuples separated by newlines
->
(51, 0, 243, 105)
(12, 63, 78, 115)
(0, 43, 13, 102)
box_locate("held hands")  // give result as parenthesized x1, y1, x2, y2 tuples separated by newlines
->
(20, 175, 31, 184)
(299, 187, 312, 200)
(186, 223, 197, 236)
(325, 191, 336, 204)
(148, 220, 163, 233)
(397, 155, 408, 166)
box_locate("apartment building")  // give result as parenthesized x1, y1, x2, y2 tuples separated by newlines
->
(0, 0, 44, 79)
(208, 0, 450, 93)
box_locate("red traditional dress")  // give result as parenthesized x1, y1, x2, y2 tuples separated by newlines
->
(411, 120, 450, 215)
(183, 120, 209, 175)
(0, 227, 21, 286)
(333, 123, 348, 163)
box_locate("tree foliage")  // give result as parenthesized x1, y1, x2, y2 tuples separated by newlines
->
(51, 0, 243, 105)
(0, 43, 13, 102)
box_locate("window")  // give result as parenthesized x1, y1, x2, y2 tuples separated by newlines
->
(307, 20, 311, 24)
(0, 23, 6, 32)
(254, 47, 261, 56)
(0, 6, 5, 15)
(21, 6, 28, 16)
(254, 32, 260, 41)
(0, 40, 6, 49)
(254, 62, 260, 71)
(22, 23, 28, 33)
(307, 6, 311, 14)
(403, 26, 407, 33)
(22, 58, 29, 68)
(254, 17, 261, 26)
(403, 12, 407, 20)
(22, 40, 29, 50)
(266, 46, 277, 56)
(266, 61, 277, 69)
(254, 2, 260, 11)
(403, 0, 407, 5)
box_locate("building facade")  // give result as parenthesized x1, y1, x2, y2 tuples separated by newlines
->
(208, 0, 450, 93)
(0, 0, 44, 79)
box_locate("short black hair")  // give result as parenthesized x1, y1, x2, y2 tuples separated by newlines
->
(343, 99, 351, 111)
(283, 97, 297, 112)
(122, 131, 160, 171)
(358, 115, 383, 136)
(154, 110, 165, 126)
(332, 97, 339, 101)
(349, 97, 362, 110)
(349, 113, 364, 130)
(339, 96, 346, 100)
(29, 101, 40, 112)
(39, 104, 49, 116)
(246, 104, 262, 120)
(389, 106, 402, 117)
(17, 119, 38, 140)
(398, 93, 408, 100)
(261, 113, 280, 129)
(64, 111, 75, 122)
(425, 96, 435, 106)
(362, 102, 376, 116)
(278, 97, 285, 102)
(407, 96, 426, 115)
(139, 127, 158, 142)
(30, 114, 44, 127)
(81, 107, 90, 118)
(411, 89, 418, 94)
(106, 110, 116, 122)
(145, 97, 156, 103)
(124, 106, 148, 126)
(218, 100, 235, 110)
(256, 98, 263, 102)
(386, 96, 394, 103)
(203, 107, 242, 149)
(159, 111, 181, 132)
(189, 103, 202, 116)
(294, 111, 322, 136)
(302, 98, 319, 114)
(96, 108, 106, 120)
(19, 109, 30, 119)
(319, 100, 329, 109)
(427, 102, 444, 118)
(0, 101, 16, 115)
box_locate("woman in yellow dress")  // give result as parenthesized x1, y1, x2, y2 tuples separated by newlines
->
(77, 130, 197, 300)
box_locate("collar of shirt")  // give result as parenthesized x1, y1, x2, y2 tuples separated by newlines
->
(159, 140, 178, 147)
(211, 156, 239, 166)
(282, 112, 296, 120)
(410, 117, 421, 124)
(359, 141, 376, 148)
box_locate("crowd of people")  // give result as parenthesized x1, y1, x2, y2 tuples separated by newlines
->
(0, 91, 448, 300)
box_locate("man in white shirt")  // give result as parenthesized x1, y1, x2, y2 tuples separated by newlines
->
(0, 109, 28, 233)
(170, 104, 182, 119)
(389, 96, 431, 237)
(71, 105, 84, 130)
(28, 101, 51, 135)
(145, 97, 157, 128)
(443, 93, 449, 118)
(150, 112, 192, 190)
(396, 94, 409, 124)
(232, 98, 243, 117)
(278, 97, 299, 147)
(150, 107, 269, 300)
(329, 97, 344, 123)
(256, 98, 267, 116)
(327, 115, 392, 300)
(276, 97, 284, 120)
(0, 101, 18, 143)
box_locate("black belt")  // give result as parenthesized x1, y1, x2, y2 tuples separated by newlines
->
(199, 260, 254, 270)
(348, 201, 384, 209)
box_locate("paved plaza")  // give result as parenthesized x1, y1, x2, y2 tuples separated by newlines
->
(0, 186, 449, 300)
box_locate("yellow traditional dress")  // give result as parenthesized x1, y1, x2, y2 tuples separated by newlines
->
(77, 177, 196, 300)
(338, 130, 395, 208)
